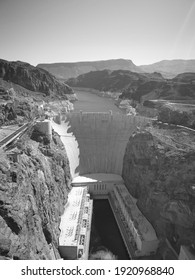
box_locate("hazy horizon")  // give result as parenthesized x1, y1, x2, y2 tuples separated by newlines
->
(36, 57, 195, 67)
(0, 0, 195, 66)
(1, 57, 195, 68)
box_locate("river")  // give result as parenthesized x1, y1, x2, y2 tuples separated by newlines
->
(73, 89, 123, 113)
(89, 199, 130, 260)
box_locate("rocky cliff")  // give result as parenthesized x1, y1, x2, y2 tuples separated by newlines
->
(158, 103, 195, 129)
(67, 69, 165, 99)
(0, 128, 71, 259)
(0, 59, 73, 98)
(122, 124, 195, 254)
(67, 69, 195, 103)
(0, 97, 41, 126)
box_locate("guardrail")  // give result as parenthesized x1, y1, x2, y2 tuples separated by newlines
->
(0, 121, 35, 148)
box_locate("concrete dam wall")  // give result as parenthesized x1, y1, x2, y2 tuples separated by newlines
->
(52, 111, 149, 178)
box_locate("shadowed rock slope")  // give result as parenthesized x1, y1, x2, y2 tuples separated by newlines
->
(67, 70, 164, 97)
(157, 103, 195, 129)
(67, 69, 195, 102)
(122, 124, 195, 254)
(0, 129, 71, 259)
(0, 96, 41, 126)
(0, 59, 73, 98)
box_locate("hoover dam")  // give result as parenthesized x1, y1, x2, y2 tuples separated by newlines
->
(51, 90, 159, 259)
(51, 89, 150, 178)
(52, 111, 149, 178)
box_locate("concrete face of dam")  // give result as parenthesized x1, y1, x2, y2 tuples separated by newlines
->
(52, 111, 149, 178)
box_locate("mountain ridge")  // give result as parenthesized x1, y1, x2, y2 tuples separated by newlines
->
(66, 69, 195, 102)
(139, 59, 195, 78)
(37, 58, 195, 80)
(37, 58, 142, 80)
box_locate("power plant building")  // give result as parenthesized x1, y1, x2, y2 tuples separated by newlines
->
(109, 184, 159, 257)
(59, 173, 159, 259)
(59, 186, 93, 259)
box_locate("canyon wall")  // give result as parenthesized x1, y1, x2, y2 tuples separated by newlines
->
(0, 129, 71, 259)
(0, 59, 73, 97)
(122, 125, 195, 253)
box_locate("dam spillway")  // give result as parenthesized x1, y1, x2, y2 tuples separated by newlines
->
(52, 111, 149, 178)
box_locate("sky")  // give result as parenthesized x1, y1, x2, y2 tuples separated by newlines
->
(0, 0, 195, 66)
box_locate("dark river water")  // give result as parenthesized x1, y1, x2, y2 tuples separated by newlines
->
(89, 199, 130, 260)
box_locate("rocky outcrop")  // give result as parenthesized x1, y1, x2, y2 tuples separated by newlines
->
(158, 104, 195, 128)
(0, 129, 71, 259)
(67, 69, 165, 99)
(67, 68, 195, 103)
(0, 59, 73, 97)
(122, 125, 195, 253)
(0, 98, 41, 126)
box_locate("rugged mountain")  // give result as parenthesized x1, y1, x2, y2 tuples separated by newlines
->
(67, 69, 164, 96)
(172, 72, 195, 83)
(124, 78, 195, 102)
(140, 60, 195, 79)
(37, 59, 141, 80)
(122, 125, 195, 256)
(0, 59, 73, 98)
(0, 128, 71, 259)
(67, 69, 195, 102)
(38, 59, 195, 80)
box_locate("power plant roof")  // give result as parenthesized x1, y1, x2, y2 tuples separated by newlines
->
(59, 187, 87, 247)
(115, 185, 158, 242)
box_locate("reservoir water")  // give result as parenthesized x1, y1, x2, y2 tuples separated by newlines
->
(74, 89, 123, 113)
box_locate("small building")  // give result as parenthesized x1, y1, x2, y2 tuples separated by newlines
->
(35, 120, 52, 140)
(59, 186, 93, 259)
(7, 147, 21, 163)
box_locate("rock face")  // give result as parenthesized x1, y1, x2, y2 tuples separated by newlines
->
(67, 69, 195, 102)
(122, 126, 195, 252)
(0, 129, 71, 259)
(38, 59, 141, 80)
(0, 59, 73, 97)
(0, 99, 40, 126)
(67, 69, 165, 100)
(158, 104, 195, 129)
